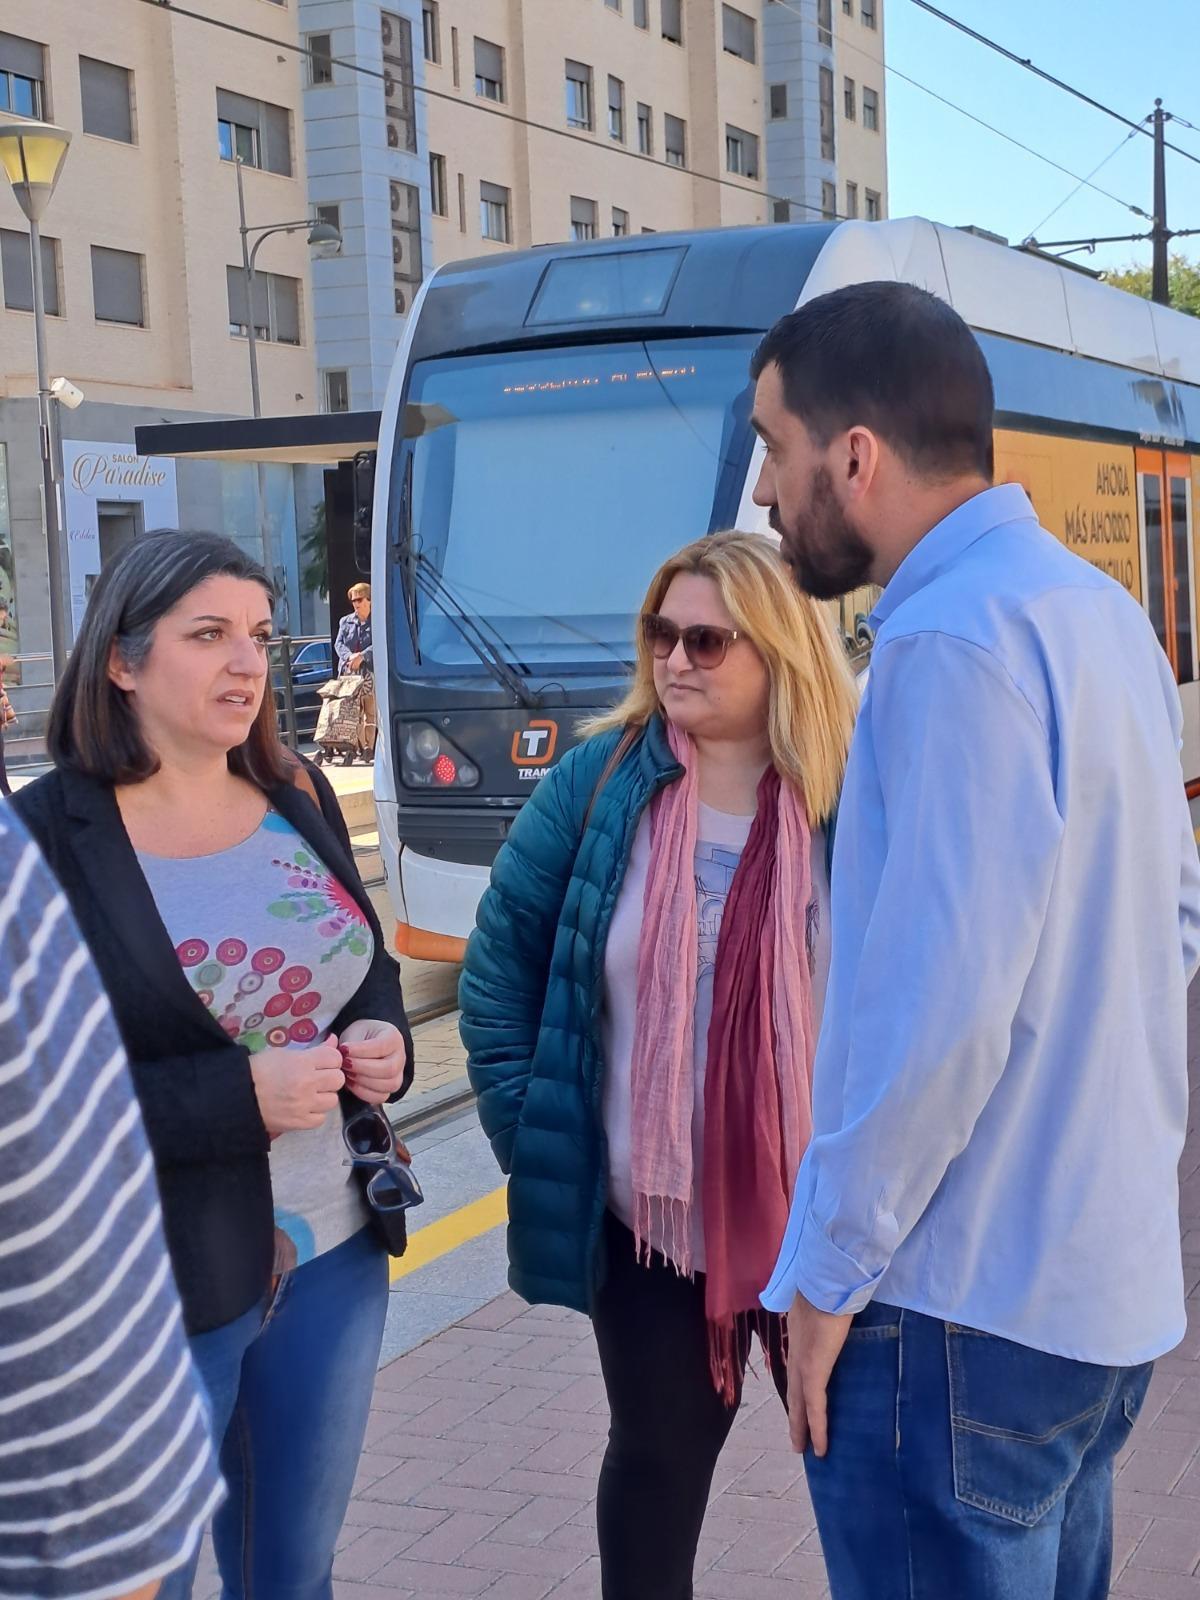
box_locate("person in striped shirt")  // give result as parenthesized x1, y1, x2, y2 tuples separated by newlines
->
(0, 806, 222, 1600)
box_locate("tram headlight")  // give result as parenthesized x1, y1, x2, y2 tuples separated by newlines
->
(412, 726, 441, 762)
(401, 722, 480, 790)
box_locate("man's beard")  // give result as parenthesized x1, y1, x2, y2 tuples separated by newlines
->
(770, 466, 874, 600)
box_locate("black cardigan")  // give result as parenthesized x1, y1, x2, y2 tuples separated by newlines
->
(13, 761, 413, 1335)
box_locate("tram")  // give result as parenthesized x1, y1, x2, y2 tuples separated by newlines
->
(370, 217, 1200, 960)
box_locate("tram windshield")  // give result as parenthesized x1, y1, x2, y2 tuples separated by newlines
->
(391, 334, 760, 674)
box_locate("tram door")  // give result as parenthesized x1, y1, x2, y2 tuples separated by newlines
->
(1137, 449, 1196, 684)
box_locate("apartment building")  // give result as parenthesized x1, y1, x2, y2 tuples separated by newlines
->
(0, 1, 322, 682)
(299, 0, 772, 411)
(763, 0, 887, 225)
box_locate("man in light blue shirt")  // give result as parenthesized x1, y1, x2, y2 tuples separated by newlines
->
(749, 281, 1200, 1600)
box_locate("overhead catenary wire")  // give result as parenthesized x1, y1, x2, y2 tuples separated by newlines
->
(908, 0, 1200, 171)
(767, 0, 1149, 225)
(137, 0, 851, 221)
(1022, 127, 1143, 245)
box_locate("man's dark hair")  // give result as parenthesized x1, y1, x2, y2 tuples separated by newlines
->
(47, 529, 291, 788)
(751, 281, 995, 481)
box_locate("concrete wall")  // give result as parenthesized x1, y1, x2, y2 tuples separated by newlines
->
(0, 0, 319, 418)
(424, 0, 768, 261)
(763, 0, 887, 224)
(299, 0, 432, 410)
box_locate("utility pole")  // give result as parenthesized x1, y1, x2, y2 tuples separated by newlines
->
(1151, 99, 1170, 306)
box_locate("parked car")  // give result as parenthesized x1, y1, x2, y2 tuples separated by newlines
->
(272, 638, 334, 743)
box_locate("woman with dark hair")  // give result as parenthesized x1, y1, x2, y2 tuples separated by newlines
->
(13, 531, 414, 1600)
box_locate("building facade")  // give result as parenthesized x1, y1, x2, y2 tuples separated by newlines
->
(763, 0, 888, 226)
(0, 0, 324, 705)
(300, 0, 774, 412)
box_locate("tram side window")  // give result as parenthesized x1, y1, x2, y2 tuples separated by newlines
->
(1171, 472, 1195, 683)
(1142, 473, 1167, 656)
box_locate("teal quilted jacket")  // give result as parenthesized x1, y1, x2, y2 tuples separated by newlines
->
(458, 716, 683, 1312)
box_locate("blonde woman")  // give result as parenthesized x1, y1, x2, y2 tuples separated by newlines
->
(459, 531, 856, 1600)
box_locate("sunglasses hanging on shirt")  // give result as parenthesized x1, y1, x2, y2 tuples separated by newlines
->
(342, 1104, 424, 1257)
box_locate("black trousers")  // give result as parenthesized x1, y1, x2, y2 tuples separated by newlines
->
(591, 1210, 788, 1600)
(0, 725, 10, 797)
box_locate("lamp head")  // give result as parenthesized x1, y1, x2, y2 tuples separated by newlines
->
(0, 120, 71, 223)
(307, 220, 342, 259)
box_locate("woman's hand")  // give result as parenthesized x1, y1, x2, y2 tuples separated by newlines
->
(338, 1019, 409, 1105)
(249, 1039, 345, 1137)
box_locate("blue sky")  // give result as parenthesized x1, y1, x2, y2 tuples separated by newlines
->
(881, 0, 1200, 274)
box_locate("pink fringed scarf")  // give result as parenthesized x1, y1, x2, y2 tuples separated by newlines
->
(628, 723, 817, 1401)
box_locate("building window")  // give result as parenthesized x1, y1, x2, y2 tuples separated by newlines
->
(565, 61, 593, 130)
(844, 78, 856, 120)
(637, 102, 653, 155)
(845, 180, 858, 218)
(817, 0, 832, 46)
(216, 90, 292, 175)
(865, 188, 882, 220)
(861, 0, 877, 26)
(391, 180, 422, 314)
(0, 33, 45, 119)
(664, 113, 686, 168)
(769, 83, 788, 120)
(843, 0, 853, 11)
(451, 25, 460, 86)
(315, 202, 341, 234)
(0, 228, 60, 315)
(725, 125, 759, 179)
(819, 67, 834, 161)
(80, 57, 134, 143)
(474, 37, 504, 101)
(382, 13, 417, 154)
(324, 370, 350, 413)
(634, 0, 649, 25)
(570, 196, 598, 242)
(772, 199, 790, 224)
(612, 207, 629, 237)
(307, 34, 334, 85)
(226, 265, 300, 343)
(863, 86, 880, 131)
(661, 0, 683, 45)
(430, 152, 448, 216)
(92, 246, 146, 327)
(821, 179, 837, 220)
(605, 0, 621, 9)
(722, 5, 756, 62)
(480, 180, 510, 242)
(422, 1, 440, 63)
(608, 76, 625, 141)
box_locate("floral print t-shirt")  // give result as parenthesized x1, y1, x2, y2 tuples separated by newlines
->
(138, 812, 375, 1266)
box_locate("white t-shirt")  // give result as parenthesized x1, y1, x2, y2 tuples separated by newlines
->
(601, 800, 830, 1271)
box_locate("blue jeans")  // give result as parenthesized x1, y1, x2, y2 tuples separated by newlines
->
(806, 1302, 1152, 1600)
(162, 1227, 389, 1600)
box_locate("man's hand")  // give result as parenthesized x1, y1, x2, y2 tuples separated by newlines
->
(786, 1295, 853, 1457)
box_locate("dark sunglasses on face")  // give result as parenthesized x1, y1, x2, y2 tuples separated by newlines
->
(641, 612, 741, 670)
(343, 1106, 424, 1213)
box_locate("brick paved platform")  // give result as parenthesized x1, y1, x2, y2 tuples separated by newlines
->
(199, 983, 1200, 1599)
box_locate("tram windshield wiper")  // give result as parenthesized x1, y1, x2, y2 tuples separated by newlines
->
(412, 554, 541, 710)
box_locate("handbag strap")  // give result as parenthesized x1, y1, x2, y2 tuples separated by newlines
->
(580, 725, 639, 838)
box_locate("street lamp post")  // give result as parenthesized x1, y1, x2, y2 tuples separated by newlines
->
(233, 156, 341, 423)
(233, 159, 340, 744)
(0, 120, 72, 684)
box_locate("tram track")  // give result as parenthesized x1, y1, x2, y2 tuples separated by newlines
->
(393, 988, 475, 1138)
